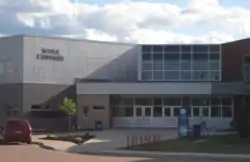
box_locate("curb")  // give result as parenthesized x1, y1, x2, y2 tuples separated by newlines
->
(80, 150, 250, 159)
(32, 141, 56, 151)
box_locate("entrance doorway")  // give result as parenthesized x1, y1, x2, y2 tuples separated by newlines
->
(134, 106, 153, 127)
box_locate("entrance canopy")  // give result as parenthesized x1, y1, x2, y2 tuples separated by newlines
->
(76, 82, 250, 95)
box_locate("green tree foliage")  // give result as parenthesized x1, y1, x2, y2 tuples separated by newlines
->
(60, 97, 76, 132)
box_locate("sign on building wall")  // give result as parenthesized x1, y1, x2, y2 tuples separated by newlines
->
(178, 108, 189, 137)
(36, 48, 64, 61)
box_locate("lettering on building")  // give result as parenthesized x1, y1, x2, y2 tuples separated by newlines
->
(36, 48, 64, 61)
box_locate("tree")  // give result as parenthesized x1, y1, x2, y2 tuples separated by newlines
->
(60, 97, 76, 132)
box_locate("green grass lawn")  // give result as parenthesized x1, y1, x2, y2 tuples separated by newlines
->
(129, 134, 250, 154)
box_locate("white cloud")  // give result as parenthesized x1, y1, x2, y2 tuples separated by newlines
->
(0, 0, 249, 43)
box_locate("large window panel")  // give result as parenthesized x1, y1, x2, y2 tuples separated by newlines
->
(192, 107, 200, 117)
(193, 61, 209, 70)
(153, 71, 163, 80)
(181, 45, 191, 52)
(210, 61, 220, 70)
(142, 61, 152, 70)
(154, 98, 162, 106)
(141, 71, 152, 80)
(210, 71, 220, 81)
(210, 45, 220, 52)
(142, 53, 152, 61)
(153, 45, 163, 53)
(244, 55, 250, 63)
(153, 61, 163, 70)
(210, 53, 220, 60)
(164, 45, 180, 52)
(193, 45, 209, 52)
(181, 71, 191, 80)
(193, 53, 208, 60)
(153, 53, 163, 60)
(192, 71, 209, 80)
(164, 61, 180, 70)
(181, 61, 191, 70)
(142, 46, 152, 52)
(164, 71, 180, 80)
(163, 98, 181, 105)
(153, 106, 163, 117)
(211, 106, 221, 117)
(164, 53, 180, 60)
(192, 98, 210, 106)
(181, 53, 191, 60)
(135, 98, 152, 105)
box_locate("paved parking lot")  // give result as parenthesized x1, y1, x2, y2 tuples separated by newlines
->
(1, 144, 250, 162)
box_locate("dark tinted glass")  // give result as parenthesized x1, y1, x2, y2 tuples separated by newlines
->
(210, 53, 220, 60)
(153, 45, 163, 52)
(181, 53, 191, 60)
(164, 53, 180, 60)
(193, 53, 208, 60)
(181, 45, 191, 52)
(142, 53, 152, 61)
(210, 45, 220, 52)
(244, 56, 250, 63)
(153, 53, 163, 60)
(142, 45, 151, 52)
(193, 45, 209, 52)
(164, 45, 180, 52)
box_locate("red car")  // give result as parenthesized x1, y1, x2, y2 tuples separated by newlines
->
(2, 118, 32, 144)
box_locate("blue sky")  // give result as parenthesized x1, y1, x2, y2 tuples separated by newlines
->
(0, 0, 250, 44)
(78, 0, 250, 8)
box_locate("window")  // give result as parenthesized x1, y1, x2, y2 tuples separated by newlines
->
(193, 45, 209, 52)
(173, 107, 180, 116)
(153, 61, 163, 70)
(192, 99, 210, 106)
(164, 45, 180, 52)
(123, 97, 133, 105)
(125, 107, 133, 117)
(211, 98, 221, 105)
(142, 61, 152, 70)
(210, 61, 220, 70)
(83, 106, 89, 117)
(135, 98, 152, 105)
(193, 61, 209, 70)
(153, 45, 163, 52)
(192, 107, 200, 117)
(193, 71, 209, 80)
(211, 107, 221, 117)
(153, 71, 163, 80)
(222, 107, 232, 117)
(210, 45, 220, 52)
(153, 107, 162, 117)
(154, 98, 162, 105)
(181, 45, 191, 52)
(181, 61, 191, 70)
(181, 53, 191, 60)
(164, 98, 181, 105)
(164, 61, 180, 70)
(181, 71, 191, 80)
(202, 107, 209, 117)
(141, 71, 152, 80)
(142, 53, 152, 61)
(164, 107, 171, 116)
(153, 53, 163, 60)
(136, 108, 142, 116)
(210, 71, 220, 81)
(222, 98, 232, 106)
(164, 53, 180, 60)
(93, 105, 105, 110)
(193, 53, 208, 60)
(210, 53, 220, 60)
(164, 71, 180, 80)
(142, 46, 151, 52)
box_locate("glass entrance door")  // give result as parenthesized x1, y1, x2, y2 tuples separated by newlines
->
(134, 106, 153, 127)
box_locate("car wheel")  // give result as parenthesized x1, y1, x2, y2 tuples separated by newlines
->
(26, 137, 32, 144)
